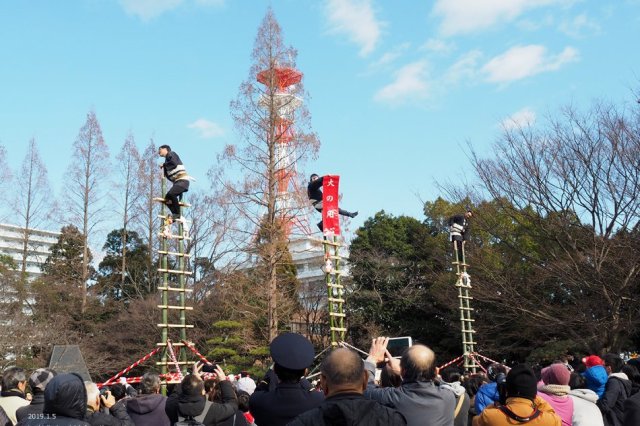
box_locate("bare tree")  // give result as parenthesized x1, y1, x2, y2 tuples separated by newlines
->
(464, 98, 640, 352)
(12, 139, 51, 294)
(114, 132, 142, 292)
(0, 144, 13, 221)
(66, 110, 110, 314)
(212, 8, 319, 341)
(134, 138, 161, 293)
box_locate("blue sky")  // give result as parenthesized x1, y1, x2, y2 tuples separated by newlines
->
(1, 0, 640, 238)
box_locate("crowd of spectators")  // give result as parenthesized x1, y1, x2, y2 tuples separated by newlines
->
(1, 334, 639, 426)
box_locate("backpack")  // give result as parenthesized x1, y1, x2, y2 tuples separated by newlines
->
(175, 416, 205, 426)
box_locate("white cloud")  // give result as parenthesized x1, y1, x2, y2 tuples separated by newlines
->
(443, 50, 482, 84)
(420, 38, 455, 54)
(374, 61, 430, 104)
(120, 0, 223, 21)
(481, 45, 579, 84)
(501, 107, 536, 130)
(559, 13, 601, 38)
(324, 0, 383, 56)
(119, 0, 183, 21)
(432, 0, 568, 36)
(187, 119, 224, 139)
(369, 43, 410, 69)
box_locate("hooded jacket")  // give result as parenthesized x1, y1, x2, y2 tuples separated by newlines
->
(288, 392, 406, 426)
(16, 392, 46, 423)
(623, 390, 640, 426)
(440, 381, 470, 426)
(126, 393, 170, 426)
(569, 389, 603, 426)
(165, 381, 237, 426)
(475, 382, 500, 414)
(472, 396, 561, 426)
(597, 373, 632, 426)
(583, 366, 608, 398)
(18, 373, 91, 426)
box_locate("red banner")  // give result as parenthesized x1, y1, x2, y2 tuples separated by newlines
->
(322, 175, 340, 236)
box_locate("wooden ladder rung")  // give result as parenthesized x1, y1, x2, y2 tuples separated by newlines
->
(153, 197, 191, 207)
(158, 233, 192, 240)
(156, 342, 187, 347)
(157, 269, 193, 275)
(157, 323, 195, 328)
(330, 327, 347, 332)
(329, 312, 346, 317)
(459, 307, 474, 311)
(155, 361, 193, 365)
(327, 284, 344, 289)
(158, 250, 192, 257)
(157, 305, 194, 310)
(328, 298, 345, 303)
(157, 287, 194, 292)
(458, 295, 473, 299)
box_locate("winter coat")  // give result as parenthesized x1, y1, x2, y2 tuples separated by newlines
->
(0, 405, 11, 426)
(126, 394, 170, 426)
(363, 361, 455, 426)
(537, 388, 573, 426)
(16, 393, 46, 423)
(0, 390, 30, 425)
(597, 373, 632, 426)
(475, 382, 500, 414)
(307, 177, 323, 204)
(584, 366, 608, 399)
(163, 151, 189, 182)
(250, 381, 324, 426)
(472, 396, 561, 426)
(215, 409, 250, 426)
(287, 392, 406, 426)
(569, 389, 604, 426)
(166, 381, 237, 426)
(440, 382, 470, 426)
(85, 399, 134, 426)
(17, 373, 91, 426)
(623, 390, 640, 426)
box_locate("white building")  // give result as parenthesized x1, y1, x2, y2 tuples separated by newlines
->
(0, 223, 60, 279)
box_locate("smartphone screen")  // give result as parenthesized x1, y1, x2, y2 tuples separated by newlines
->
(387, 336, 412, 358)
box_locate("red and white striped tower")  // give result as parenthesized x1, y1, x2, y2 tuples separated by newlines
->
(257, 66, 312, 237)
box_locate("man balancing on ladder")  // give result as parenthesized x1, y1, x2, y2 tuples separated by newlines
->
(307, 173, 358, 232)
(448, 207, 472, 264)
(157, 145, 193, 224)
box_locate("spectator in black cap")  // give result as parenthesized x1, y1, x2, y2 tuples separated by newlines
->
(249, 332, 323, 426)
(472, 364, 560, 426)
(289, 347, 406, 426)
(16, 369, 57, 423)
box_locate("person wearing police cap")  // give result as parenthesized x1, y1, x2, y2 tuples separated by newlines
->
(249, 333, 324, 426)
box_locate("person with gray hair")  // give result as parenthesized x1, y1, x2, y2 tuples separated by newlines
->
(289, 347, 406, 425)
(363, 337, 456, 426)
(0, 367, 30, 425)
(84, 382, 133, 426)
(126, 372, 170, 426)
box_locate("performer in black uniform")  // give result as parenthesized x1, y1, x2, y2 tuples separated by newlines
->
(448, 208, 472, 263)
(158, 145, 190, 221)
(249, 333, 324, 426)
(307, 174, 358, 232)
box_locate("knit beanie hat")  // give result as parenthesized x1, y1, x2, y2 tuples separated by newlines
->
(28, 368, 57, 393)
(541, 363, 571, 386)
(506, 364, 537, 400)
(582, 355, 604, 368)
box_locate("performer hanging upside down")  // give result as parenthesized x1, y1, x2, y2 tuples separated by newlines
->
(307, 173, 358, 232)
(158, 144, 191, 222)
(448, 208, 472, 263)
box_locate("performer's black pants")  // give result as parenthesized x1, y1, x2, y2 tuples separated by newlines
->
(165, 180, 190, 216)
